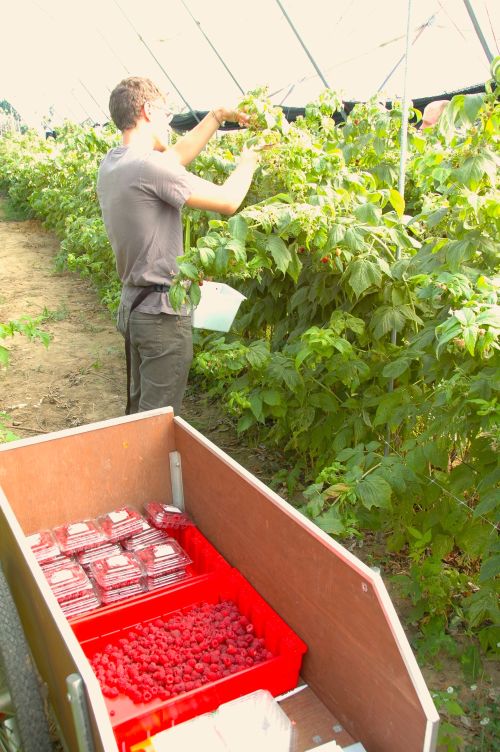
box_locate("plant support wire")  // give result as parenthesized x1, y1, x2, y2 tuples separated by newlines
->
(180, 0, 245, 95)
(377, 13, 436, 94)
(274, 0, 331, 89)
(462, 0, 495, 63)
(112, 0, 200, 121)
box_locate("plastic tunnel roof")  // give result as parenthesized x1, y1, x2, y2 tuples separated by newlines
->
(2, 0, 499, 128)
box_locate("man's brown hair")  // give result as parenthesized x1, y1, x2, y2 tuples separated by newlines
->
(109, 77, 165, 131)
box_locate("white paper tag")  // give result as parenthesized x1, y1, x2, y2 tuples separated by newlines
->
(109, 510, 129, 523)
(108, 555, 129, 567)
(52, 569, 74, 584)
(163, 505, 182, 514)
(28, 533, 42, 546)
(155, 544, 175, 557)
(69, 522, 90, 534)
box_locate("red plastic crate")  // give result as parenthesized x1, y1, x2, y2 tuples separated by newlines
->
(73, 569, 307, 751)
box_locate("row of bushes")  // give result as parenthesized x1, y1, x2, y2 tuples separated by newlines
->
(0, 84, 498, 668)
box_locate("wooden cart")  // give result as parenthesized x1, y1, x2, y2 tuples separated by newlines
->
(0, 408, 439, 752)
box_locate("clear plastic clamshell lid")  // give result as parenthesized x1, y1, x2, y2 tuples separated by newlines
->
(61, 588, 101, 618)
(145, 569, 191, 591)
(98, 506, 144, 542)
(145, 502, 194, 530)
(89, 551, 144, 589)
(27, 529, 60, 563)
(41, 554, 73, 573)
(52, 519, 106, 554)
(44, 562, 94, 603)
(122, 527, 169, 552)
(77, 542, 123, 568)
(93, 580, 146, 604)
(136, 538, 192, 577)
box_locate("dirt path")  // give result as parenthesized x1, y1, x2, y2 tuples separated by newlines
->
(0, 199, 280, 479)
(0, 211, 127, 435)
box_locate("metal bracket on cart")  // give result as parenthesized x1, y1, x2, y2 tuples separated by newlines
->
(169, 451, 184, 511)
(66, 674, 95, 752)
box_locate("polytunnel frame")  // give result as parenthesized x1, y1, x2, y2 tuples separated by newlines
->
(67, 0, 495, 130)
(29, 0, 490, 129)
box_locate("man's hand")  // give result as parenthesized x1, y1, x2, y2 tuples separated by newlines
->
(239, 144, 261, 163)
(214, 107, 252, 128)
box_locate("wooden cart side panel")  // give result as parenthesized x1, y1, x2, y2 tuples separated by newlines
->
(0, 490, 118, 752)
(0, 410, 176, 534)
(174, 418, 439, 752)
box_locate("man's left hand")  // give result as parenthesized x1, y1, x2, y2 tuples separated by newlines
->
(215, 107, 251, 127)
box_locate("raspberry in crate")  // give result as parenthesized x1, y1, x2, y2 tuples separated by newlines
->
(145, 502, 194, 531)
(26, 529, 60, 563)
(90, 598, 273, 705)
(72, 569, 307, 749)
(98, 506, 144, 542)
(53, 519, 106, 554)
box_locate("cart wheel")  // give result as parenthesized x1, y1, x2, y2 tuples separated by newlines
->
(0, 564, 53, 752)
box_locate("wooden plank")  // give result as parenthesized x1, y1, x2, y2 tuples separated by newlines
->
(280, 686, 355, 751)
(0, 410, 175, 533)
(174, 417, 439, 752)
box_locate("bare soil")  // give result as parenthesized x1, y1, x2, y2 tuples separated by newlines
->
(0, 214, 126, 432)
(0, 200, 279, 479)
(0, 200, 497, 751)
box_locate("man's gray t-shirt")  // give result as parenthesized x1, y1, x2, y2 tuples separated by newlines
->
(97, 145, 200, 315)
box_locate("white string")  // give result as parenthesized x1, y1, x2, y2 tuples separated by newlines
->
(379, 435, 499, 535)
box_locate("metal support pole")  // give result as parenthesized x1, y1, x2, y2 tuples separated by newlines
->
(274, 0, 331, 89)
(386, 0, 413, 456)
(113, 0, 200, 120)
(397, 0, 413, 212)
(462, 0, 494, 63)
(180, 0, 245, 94)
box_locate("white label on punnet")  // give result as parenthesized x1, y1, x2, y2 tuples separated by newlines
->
(108, 555, 129, 567)
(109, 511, 129, 523)
(155, 544, 175, 557)
(52, 569, 74, 583)
(69, 522, 90, 534)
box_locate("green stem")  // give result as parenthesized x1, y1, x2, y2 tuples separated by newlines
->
(309, 375, 343, 403)
(360, 462, 382, 480)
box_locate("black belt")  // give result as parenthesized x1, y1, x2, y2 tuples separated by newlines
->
(124, 284, 170, 415)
